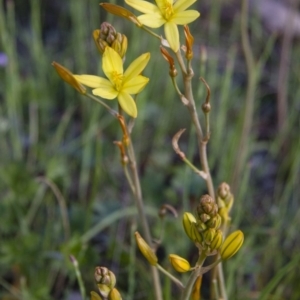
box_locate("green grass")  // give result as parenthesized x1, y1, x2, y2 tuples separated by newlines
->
(0, 0, 300, 299)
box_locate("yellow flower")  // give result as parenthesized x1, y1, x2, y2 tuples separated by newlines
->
(125, 0, 200, 52)
(74, 47, 150, 118)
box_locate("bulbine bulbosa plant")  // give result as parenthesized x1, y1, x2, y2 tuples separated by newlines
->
(53, 1, 244, 299)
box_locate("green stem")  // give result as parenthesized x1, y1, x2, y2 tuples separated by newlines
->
(177, 49, 215, 199)
(217, 262, 227, 300)
(70, 256, 86, 300)
(231, 0, 257, 194)
(126, 137, 163, 300)
(180, 252, 206, 300)
(86, 93, 119, 118)
(157, 264, 184, 289)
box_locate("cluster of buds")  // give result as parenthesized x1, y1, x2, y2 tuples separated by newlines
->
(195, 195, 223, 254)
(183, 193, 244, 260)
(183, 195, 223, 254)
(93, 22, 128, 58)
(92, 267, 122, 300)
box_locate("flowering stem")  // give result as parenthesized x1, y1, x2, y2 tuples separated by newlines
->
(180, 252, 206, 300)
(176, 51, 215, 199)
(126, 134, 163, 300)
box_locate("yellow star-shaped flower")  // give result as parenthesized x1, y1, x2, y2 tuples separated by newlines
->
(125, 0, 200, 52)
(74, 47, 150, 118)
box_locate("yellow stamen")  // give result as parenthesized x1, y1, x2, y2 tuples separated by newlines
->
(162, 0, 174, 20)
(112, 71, 123, 91)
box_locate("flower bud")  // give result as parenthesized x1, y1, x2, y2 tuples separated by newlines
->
(182, 212, 197, 240)
(93, 23, 128, 58)
(220, 230, 244, 260)
(169, 254, 191, 273)
(199, 213, 210, 223)
(135, 232, 158, 266)
(52, 62, 86, 94)
(192, 223, 203, 244)
(197, 195, 217, 216)
(108, 288, 122, 300)
(111, 33, 128, 58)
(160, 46, 177, 77)
(217, 182, 230, 199)
(217, 182, 234, 213)
(100, 3, 142, 27)
(210, 229, 223, 251)
(184, 25, 194, 60)
(90, 291, 103, 300)
(95, 267, 116, 298)
(203, 228, 216, 245)
(206, 214, 221, 229)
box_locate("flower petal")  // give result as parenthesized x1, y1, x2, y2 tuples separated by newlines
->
(125, 0, 160, 14)
(118, 92, 138, 118)
(92, 86, 118, 99)
(74, 75, 109, 88)
(102, 47, 123, 81)
(173, 0, 197, 13)
(164, 22, 179, 52)
(122, 75, 149, 94)
(137, 13, 166, 28)
(124, 52, 150, 82)
(172, 10, 200, 24)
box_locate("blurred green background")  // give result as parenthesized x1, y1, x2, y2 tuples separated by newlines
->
(0, 0, 300, 299)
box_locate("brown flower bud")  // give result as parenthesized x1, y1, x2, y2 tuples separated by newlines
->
(52, 62, 86, 94)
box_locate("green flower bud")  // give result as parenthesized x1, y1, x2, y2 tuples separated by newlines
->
(169, 254, 191, 272)
(182, 212, 197, 240)
(197, 221, 207, 232)
(203, 228, 216, 245)
(210, 229, 223, 251)
(220, 230, 244, 260)
(111, 33, 128, 58)
(206, 214, 221, 229)
(109, 288, 122, 300)
(135, 232, 158, 266)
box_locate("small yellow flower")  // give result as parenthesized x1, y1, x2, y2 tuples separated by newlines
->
(125, 0, 200, 52)
(75, 47, 150, 118)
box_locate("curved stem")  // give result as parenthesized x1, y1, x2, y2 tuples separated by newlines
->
(157, 264, 184, 289)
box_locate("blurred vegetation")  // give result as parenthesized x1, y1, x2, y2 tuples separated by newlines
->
(0, 0, 300, 299)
